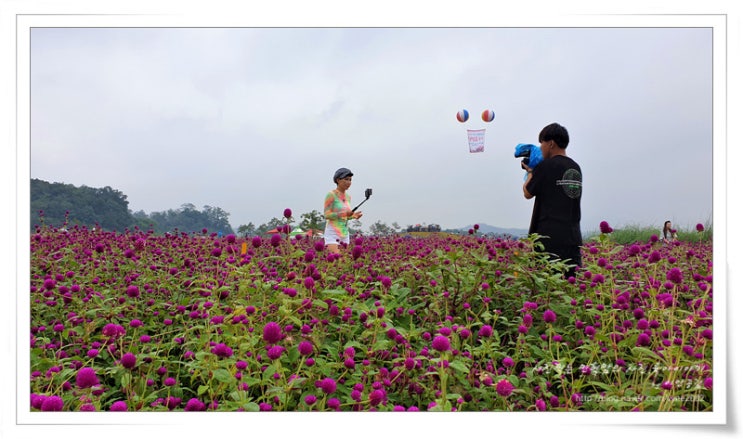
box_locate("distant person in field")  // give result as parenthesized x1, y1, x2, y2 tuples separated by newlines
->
(324, 167, 363, 254)
(661, 220, 678, 244)
(522, 122, 583, 279)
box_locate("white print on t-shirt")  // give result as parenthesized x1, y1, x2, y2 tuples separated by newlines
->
(556, 168, 582, 199)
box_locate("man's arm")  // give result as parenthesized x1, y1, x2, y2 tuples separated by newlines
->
(522, 162, 534, 199)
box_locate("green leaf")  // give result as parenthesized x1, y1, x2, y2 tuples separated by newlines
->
(448, 360, 470, 374)
(212, 368, 234, 384)
(243, 402, 261, 412)
(198, 384, 210, 396)
(631, 346, 662, 361)
(372, 339, 390, 351)
(114, 371, 129, 389)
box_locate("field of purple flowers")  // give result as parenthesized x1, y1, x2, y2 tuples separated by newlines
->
(29, 218, 713, 412)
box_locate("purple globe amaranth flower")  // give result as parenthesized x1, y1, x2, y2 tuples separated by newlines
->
(266, 345, 285, 360)
(543, 309, 557, 324)
(656, 293, 674, 307)
(211, 343, 234, 359)
(304, 394, 317, 405)
(666, 267, 684, 284)
(352, 245, 363, 260)
(185, 398, 206, 411)
(75, 367, 99, 388)
(251, 236, 262, 248)
(283, 208, 292, 219)
(599, 221, 613, 234)
(164, 396, 181, 410)
(350, 389, 362, 402)
(379, 276, 392, 288)
(262, 321, 283, 344)
(164, 377, 176, 386)
(696, 223, 705, 232)
(536, 399, 547, 411)
(502, 357, 514, 368)
(121, 352, 137, 369)
(327, 398, 341, 411)
(318, 377, 337, 394)
(636, 333, 652, 347)
(648, 250, 662, 263)
(125, 285, 140, 298)
(478, 325, 493, 338)
(523, 314, 533, 326)
(40, 395, 64, 411)
(109, 401, 128, 411)
(369, 389, 386, 406)
(304, 276, 315, 290)
(102, 323, 126, 338)
(270, 234, 282, 247)
(495, 379, 515, 397)
(431, 335, 451, 352)
(628, 244, 641, 256)
(297, 340, 314, 356)
(31, 394, 46, 410)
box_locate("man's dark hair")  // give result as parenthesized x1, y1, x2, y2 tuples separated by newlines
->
(538, 123, 570, 149)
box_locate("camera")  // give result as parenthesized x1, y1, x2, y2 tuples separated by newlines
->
(365, 188, 373, 199)
(514, 143, 543, 170)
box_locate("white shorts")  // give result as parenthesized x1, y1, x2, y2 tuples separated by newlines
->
(324, 224, 349, 246)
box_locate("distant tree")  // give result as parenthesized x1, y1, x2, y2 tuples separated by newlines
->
(30, 179, 240, 235)
(349, 219, 363, 236)
(237, 222, 257, 237)
(144, 204, 234, 234)
(203, 205, 234, 234)
(299, 210, 325, 232)
(30, 179, 135, 231)
(369, 220, 394, 236)
(256, 217, 285, 235)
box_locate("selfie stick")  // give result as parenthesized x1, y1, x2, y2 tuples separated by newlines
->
(352, 188, 372, 213)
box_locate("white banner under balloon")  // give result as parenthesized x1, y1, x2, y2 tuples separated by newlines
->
(467, 129, 485, 153)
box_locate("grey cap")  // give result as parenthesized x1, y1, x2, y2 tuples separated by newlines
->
(333, 167, 353, 183)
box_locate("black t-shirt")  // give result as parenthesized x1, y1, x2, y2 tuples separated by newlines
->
(525, 155, 582, 247)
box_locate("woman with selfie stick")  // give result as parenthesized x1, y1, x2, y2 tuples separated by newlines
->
(324, 167, 363, 254)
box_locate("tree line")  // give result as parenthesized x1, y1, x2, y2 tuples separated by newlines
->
(31, 179, 233, 235)
(30, 179, 441, 237)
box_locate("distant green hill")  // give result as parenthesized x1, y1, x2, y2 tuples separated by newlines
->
(30, 179, 234, 235)
(31, 178, 137, 231)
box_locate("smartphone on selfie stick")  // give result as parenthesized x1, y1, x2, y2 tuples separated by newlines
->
(352, 188, 372, 213)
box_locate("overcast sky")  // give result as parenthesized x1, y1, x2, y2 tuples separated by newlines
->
(29, 25, 714, 233)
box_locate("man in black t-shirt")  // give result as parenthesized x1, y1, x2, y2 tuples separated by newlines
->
(522, 122, 582, 278)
